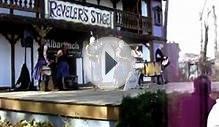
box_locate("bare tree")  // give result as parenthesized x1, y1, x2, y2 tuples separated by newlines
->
(203, 23, 209, 64)
(200, 12, 204, 54)
(212, 6, 217, 58)
(199, 0, 213, 75)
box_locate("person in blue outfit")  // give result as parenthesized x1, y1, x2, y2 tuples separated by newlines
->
(155, 44, 169, 84)
(33, 40, 49, 89)
(56, 44, 70, 90)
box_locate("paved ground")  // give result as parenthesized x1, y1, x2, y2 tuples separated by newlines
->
(165, 82, 219, 93)
(0, 82, 219, 106)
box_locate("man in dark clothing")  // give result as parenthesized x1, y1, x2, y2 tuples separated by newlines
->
(155, 45, 165, 84)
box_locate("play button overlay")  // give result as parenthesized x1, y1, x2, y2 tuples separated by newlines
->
(84, 36, 134, 89)
(105, 52, 117, 75)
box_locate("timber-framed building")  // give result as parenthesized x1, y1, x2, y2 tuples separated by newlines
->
(0, 0, 166, 87)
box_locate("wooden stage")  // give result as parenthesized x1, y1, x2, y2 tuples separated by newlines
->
(0, 88, 147, 121)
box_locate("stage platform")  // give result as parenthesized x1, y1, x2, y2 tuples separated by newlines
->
(0, 87, 152, 121)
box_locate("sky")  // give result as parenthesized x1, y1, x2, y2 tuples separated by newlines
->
(167, 0, 217, 58)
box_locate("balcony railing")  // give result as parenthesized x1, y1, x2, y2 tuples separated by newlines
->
(0, 0, 39, 12)
(0, 0, 152, 34)
(115, 10, 152, 34)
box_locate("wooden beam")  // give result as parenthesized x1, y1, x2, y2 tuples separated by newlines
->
(111, 0, 117, 9)
(0, 98, 119, 121)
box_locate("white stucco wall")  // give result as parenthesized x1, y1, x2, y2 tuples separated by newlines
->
(0, 34, 39, 87)
(76, 58, 83, 84)
(100, 0, 113, 8)
(0, 34, 11, 87)
(116, 0, 123, 10)
(14, 10, 36, 18)
(0, 8, 36, 17)
(0, 35, 85, 87)
(0, 7, 10, 14)
(141, 0, 148, 17)
(15, 40, 38, 86)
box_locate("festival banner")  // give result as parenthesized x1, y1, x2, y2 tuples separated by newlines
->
(45, 0, 114, 29)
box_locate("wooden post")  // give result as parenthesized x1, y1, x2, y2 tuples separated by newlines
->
(97, 0, 100, 5)
(39, 0, 45, 18)
(149, 41, 154, 62)
(30, 37, 34, 88)
(147, 0, 153, 35)
(111, 0, 118, 9)
(147, 0, 152, 18)
(3, 33, 19, 88)
(136, 0, 141, 34)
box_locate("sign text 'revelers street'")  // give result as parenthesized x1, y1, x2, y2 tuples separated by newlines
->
(46, 0, 114, 29)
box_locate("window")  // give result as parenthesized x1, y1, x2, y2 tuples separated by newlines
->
(153, 6, 162, 26)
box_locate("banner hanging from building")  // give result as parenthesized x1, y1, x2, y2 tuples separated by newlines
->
(45, 0, 114, 29)
(45, 39, 82, 58)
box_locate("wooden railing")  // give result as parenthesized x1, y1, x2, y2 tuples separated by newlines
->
(0, 0, 152, 34)
(0, 0, 40, 12)
(114, 10, 152, 34)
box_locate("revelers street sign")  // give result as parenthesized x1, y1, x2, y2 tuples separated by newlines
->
(45, 0, 114, 29)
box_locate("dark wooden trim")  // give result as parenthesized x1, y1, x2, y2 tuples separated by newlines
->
(97, 0, 100, 5)
(147, 0, 152, 18)
(1, 0, 153, 36)
(150, 36, 166, 42)
(111, 0, 118, 9)
(39, 0, 45, 19)
(149, 41, 154, 62)
(31, 41, 34, 87)
(11, 43, 15, 88)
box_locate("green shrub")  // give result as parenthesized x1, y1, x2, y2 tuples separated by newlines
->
(117, 90, 167, 127)
(0, 118, 53, 127)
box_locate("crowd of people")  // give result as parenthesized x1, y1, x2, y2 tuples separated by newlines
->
(30, 33, 170, 91)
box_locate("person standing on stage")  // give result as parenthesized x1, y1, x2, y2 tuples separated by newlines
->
(56, 44, 70, 90)
(85, 31, 103, 86)
(131, 46, 144, 86)
(33, 39, 49, 89)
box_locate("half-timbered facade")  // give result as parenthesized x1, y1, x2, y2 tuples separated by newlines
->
(0, 0, 166, 87)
